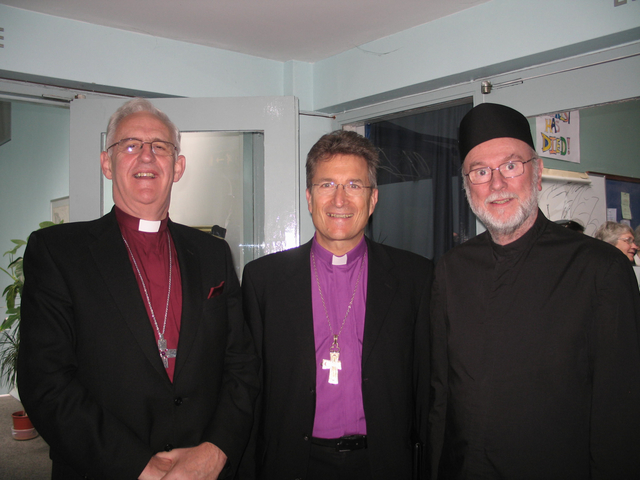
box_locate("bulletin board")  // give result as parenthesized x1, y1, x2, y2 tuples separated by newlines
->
(602, 174, 640, 231)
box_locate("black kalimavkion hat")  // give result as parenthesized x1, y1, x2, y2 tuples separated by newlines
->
(458, 103, 535, 160)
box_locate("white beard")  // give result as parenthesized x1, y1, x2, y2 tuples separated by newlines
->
(465, 167, 540, 238)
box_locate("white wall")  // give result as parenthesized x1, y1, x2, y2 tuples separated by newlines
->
(2, 1, 639, 112)
(312, 0, 640, 111)
(0, 5, 284, 99)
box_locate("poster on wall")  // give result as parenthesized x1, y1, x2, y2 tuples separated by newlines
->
(535, 110, 580, 163)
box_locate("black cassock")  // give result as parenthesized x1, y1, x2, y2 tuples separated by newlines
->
(429, 210, 640, 480)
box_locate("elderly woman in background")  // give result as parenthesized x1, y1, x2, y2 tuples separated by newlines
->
(594, 221, 638, 263)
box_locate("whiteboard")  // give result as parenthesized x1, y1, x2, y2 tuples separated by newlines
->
(538, 173, 606, 237)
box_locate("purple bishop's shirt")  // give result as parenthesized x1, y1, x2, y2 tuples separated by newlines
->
(116, 207, 182, 382)
(310, 235, 368, 438)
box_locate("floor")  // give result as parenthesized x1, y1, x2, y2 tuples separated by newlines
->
(0, 394, 52, 480)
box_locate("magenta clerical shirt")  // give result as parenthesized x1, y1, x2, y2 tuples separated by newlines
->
(116, 207, 182, 382)
(310, 235, 368, 438)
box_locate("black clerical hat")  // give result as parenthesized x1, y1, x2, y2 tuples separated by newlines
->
(458, 103, 535, 160)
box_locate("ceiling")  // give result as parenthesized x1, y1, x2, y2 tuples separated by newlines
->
(2, 0, 490, 62)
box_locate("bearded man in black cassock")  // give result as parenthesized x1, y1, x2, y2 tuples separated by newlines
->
(429, 103, 640, 479)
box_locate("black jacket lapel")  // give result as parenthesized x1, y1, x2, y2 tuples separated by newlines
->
(290, 242, 317, 383)
(88, 211, 170, 381)
(168, 223, 203, 380)
(362, 239, 398, 367)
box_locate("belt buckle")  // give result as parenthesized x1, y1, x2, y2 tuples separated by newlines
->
(336, 438, 349, 452)
(336, 438, 351, 453)
(335, 435, 364, 452)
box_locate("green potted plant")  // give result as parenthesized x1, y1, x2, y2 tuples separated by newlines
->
(1, 222, 56, 437)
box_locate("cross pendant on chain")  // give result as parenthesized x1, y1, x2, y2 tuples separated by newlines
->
(322, 351, 342, 385)
(158, 335, 177, 369)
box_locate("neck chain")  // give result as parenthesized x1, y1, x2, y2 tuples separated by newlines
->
(312, 249, 366, 385)
(122, 231, 176, 369)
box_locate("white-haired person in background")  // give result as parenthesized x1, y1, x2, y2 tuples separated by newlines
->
(594, 221, 638, 263)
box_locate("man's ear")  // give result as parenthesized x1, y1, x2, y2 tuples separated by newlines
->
(536, 157, 544, 191)
(173, 155, 186, 182)
(306, 188, 313, 213)
(100, 151, 113, 180)
(369, 188, 379, 215)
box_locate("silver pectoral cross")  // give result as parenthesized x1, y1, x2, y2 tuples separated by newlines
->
(322, 351, 342, 385)
(158, 335, 177, 369)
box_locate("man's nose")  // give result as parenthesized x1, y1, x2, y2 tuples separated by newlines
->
(139, 142, 156, 161)
(489, 169, 508, 190)
(332, 184, 348, 204)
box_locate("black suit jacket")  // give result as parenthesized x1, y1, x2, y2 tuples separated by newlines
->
(240, 237, 433, 479)
(17, 210, 260, 480)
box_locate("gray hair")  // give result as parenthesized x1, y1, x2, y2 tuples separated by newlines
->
(104, 98, 181, 155)
(594, 221, 634, 246)
(306, 130, 379, 189)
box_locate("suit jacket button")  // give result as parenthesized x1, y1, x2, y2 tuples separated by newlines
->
(174, 397, 183, 406)
(164, 444, 174, 451)
(303, 435, 309, 441)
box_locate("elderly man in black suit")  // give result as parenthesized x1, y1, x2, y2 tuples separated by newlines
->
(18, 98, 259, 480)
(240, 130, 433, 479)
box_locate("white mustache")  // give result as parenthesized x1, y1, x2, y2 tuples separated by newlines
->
(485, 192, 519, 205)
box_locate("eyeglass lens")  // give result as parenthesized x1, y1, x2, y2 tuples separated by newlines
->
(113, 138, 176, 156)
(467, 160, 530, 185)
(314, 182, 369, 197)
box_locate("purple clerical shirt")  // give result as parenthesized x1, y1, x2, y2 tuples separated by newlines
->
(310, 235, 368, 438)
(116, 207, 182, 382)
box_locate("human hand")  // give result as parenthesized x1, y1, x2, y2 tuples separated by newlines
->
(138, 455, 173, 480)
(156, 442, 227, 480)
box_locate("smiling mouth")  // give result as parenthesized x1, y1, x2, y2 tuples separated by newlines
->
(134, 173, 156, 179)
(328, 213, 353, 218)
(485, 193, 518, 206)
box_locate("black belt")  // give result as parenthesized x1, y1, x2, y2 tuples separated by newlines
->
(311, 434, 368, 452)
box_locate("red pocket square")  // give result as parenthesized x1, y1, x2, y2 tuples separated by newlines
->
(208, 281, 225, 299)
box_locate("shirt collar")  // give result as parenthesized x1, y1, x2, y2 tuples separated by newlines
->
(491, 208, 547, 256)
(114, 206, 169, 233)
(311, 235, 368, 266)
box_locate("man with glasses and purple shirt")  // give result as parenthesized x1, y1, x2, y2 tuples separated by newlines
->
(240, 130, 433, 479)
(18, 98, 259, 480)
(429, 103, 640, 479)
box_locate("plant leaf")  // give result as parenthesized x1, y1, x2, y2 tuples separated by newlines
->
(4, 242, 25, 257)
(3, 284, 19, 309)
(8, 257, 22, 269)
(0, 329, 19, 388)
(0, 314, 19, 331)
(14, 259, 24, 285)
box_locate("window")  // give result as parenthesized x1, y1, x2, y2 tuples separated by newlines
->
(363, 99, 475, 261)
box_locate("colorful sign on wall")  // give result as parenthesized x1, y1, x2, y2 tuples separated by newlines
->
(535, 110, 580, 163)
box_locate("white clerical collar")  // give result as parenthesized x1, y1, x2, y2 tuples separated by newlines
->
(138, 219, 161, 233)
(311, 234, 367, 266)
(332, 254, 348, 266)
